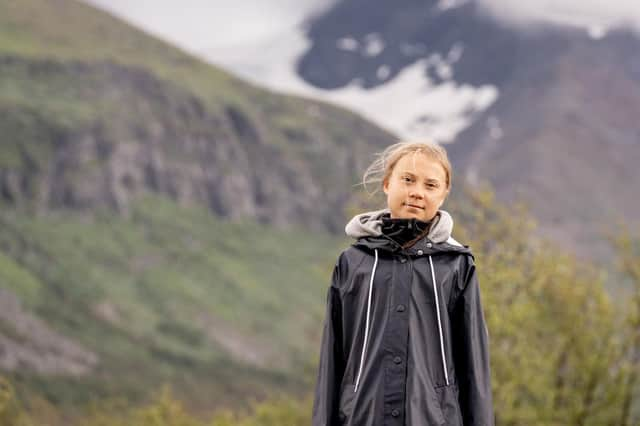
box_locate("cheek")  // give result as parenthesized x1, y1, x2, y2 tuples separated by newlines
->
(427, 191, 446, 204)
(388, 186, 404, 199)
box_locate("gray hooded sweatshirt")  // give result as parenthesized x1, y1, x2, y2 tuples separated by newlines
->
(344, 207, 461, 247)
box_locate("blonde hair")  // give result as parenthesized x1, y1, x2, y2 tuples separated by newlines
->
(359, 141, 452, 196)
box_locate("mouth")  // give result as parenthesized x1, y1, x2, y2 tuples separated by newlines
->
(404, 203, 424, 210)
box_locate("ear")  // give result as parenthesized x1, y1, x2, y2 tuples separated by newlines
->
(382, 178, 389, 195)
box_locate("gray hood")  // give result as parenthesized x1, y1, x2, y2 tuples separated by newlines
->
(344, 208, 461, 246)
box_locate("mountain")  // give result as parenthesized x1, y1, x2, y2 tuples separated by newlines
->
(0, 0, 392, 413)
(0, 0, 394, 233)
(102, 0, 638, 261)
(80, 1, 640, 260)
(297, 0, 640, 259)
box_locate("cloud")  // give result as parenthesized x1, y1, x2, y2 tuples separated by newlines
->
(84, 0, 335, 51)
(478, 0, 640, 32)
(85, 0, 640, 54)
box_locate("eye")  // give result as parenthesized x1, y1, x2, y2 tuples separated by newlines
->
(402, 176, 413, 182)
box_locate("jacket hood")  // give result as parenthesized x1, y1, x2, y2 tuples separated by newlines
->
(345, 208, 471, 254)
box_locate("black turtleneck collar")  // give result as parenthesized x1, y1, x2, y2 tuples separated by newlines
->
(380, 213, 433, 248)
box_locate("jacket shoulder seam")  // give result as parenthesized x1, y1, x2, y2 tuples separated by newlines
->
(334, 246, 369, 296)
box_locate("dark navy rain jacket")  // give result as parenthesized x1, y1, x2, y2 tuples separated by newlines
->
(312, 209, 494, 426)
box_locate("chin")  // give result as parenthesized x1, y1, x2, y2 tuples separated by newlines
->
(408, 211, 430, 221)
(393, 211, 422, 220)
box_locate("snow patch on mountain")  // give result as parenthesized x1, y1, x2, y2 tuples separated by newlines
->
(335, 34, 385, 57)
(316, 58, 498, 142)
(337, 37, 359, 51)
(588, 25, 608, 39)
(205, 28, 497, 142)
(363, 33, 385, 57)
(376, 65, 391, 80)
(437, 0, 470, 12)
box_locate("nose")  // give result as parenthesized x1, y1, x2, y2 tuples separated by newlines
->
(409, 188, 424, 200)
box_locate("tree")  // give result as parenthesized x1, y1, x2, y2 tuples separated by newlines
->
(451, 186, 634, 425)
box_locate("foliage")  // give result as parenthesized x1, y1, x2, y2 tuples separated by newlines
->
(451, 187, 640, 425)
(0, 376, 33, 426)
(0, 380, 312, 426)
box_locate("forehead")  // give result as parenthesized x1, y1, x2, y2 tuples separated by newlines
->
(393, 152, 446, 179)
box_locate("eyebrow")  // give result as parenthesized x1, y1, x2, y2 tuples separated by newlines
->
(401, 171, 441, 183)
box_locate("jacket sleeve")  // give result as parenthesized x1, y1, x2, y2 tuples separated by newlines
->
(312, 260, 346, 426)
(452, 256, 495, 426)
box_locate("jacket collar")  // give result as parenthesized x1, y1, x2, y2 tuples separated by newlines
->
(345, 208, 471, 255)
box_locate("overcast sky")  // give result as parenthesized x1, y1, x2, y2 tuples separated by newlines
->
(85, 0, 336, 52)
(479, 0, 640, 31)
(85, 0, 640, 54)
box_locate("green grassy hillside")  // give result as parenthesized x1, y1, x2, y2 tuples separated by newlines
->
(0, 195, 348, 412)
(0, 0, 388, 410)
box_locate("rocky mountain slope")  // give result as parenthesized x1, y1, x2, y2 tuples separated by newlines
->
(299, 0, 640, 259)
(0, 0, 394, 233)
(0, 0, 392, 411)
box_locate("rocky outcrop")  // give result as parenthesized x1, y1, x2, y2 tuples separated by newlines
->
(0, 56, 393, 233)
(0, 289, 98, 376)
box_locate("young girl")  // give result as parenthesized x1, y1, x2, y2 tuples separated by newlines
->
(312, 142, 494, 426)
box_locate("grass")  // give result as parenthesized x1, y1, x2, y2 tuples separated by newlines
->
(0, 195, 350, 410)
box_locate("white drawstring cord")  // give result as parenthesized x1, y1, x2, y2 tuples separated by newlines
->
(429, 255, 450, 386)
(354, 248, 378, 393)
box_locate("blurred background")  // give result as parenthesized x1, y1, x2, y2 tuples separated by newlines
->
(1, 0, 639, 424)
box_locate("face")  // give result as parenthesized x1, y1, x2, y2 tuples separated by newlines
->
(383, 152, 449, 222)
